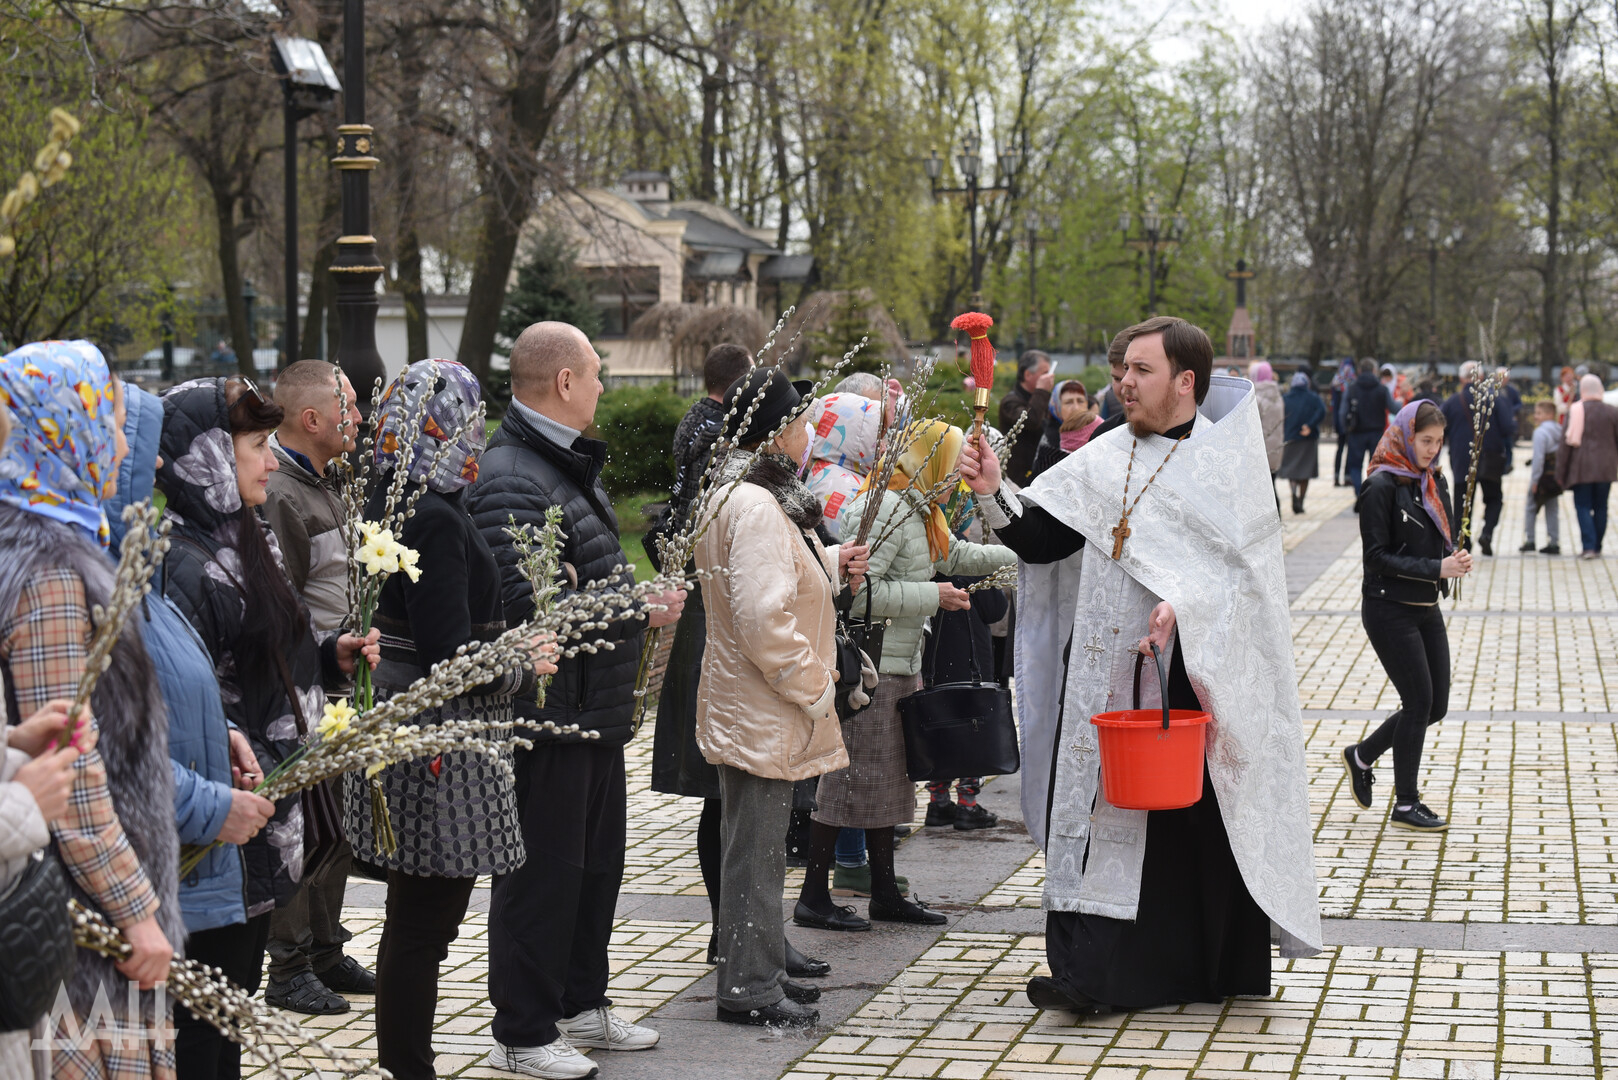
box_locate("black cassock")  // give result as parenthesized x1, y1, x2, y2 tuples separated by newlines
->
(996, 415, 1272, 1009)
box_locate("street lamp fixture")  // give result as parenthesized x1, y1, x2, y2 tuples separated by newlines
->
(925, 132, 1024, 311)
(1119, 193, 1186, 317)
(271, 36, 340, 367)
(1408, 217, 1461, 366)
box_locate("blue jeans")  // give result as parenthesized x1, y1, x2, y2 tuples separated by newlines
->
(1346, 431, 1381, 496)
(834, 827, 865, 868)
(1572, 482, 1611, 553)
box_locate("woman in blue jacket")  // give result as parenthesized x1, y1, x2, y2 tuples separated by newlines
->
(109, 383, 275, 1079)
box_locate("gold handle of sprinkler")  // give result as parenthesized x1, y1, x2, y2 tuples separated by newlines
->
(972, 386, 991, 438)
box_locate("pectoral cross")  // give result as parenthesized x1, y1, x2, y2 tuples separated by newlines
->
(1111, 514, 1132, 560)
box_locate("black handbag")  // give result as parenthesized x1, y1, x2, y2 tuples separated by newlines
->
(897, 607, 1020, 782)
(0, 850, 76, 1031)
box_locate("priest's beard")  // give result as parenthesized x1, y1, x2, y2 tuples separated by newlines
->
(1126, 390, 1181, 438)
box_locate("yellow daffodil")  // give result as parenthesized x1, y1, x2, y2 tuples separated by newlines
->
(318, 698, 357, 738)
(397, 544, 422, 583)
(365, 761, 386, 779)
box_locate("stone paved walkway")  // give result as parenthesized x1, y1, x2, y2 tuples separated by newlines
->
(252, 441, 1618, 1079)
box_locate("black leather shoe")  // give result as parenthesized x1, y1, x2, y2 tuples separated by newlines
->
(785, 939, 830, 978)
(782, 979, 821, 1004)
(793, 900, 870, 932)
(867, 896, 947, 925)
(264, 971, 349, 1015)
(317, 955, 376, 995)
(1479, 535, 1493, 556)
(1025, 976, 1107, 1015)
(717, 998, 818, 1028)
(1520, 541, 1538, 553)
(706, 932, 718, 965)
(924, 801, 957, 827)
(1542, 544, 1562, 555)
(1342, 745, 1375, 810)
(1391, 801, 1448, 832)
(953, 804, 998, 831)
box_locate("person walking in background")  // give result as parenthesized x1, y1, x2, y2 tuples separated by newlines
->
(1341, 358, 1397, 496)
(1554, 366, 1578, 423)
(1522, 400, 1564, 556)
(795, 420, 1014, 932)
(343, 360, 558, 1080)
(1440, 362, 1515, 556)
(469, 322, 684, 1080)
(1556, 373, 1618, 559)
(1331, 359, 1355, 486)
(693, 368, 867, 1030)
(261, 359, 375, 1015)
(1344, 401, 1471, 832)
(997, 350, 1054, 486)
(1280, 373, 1326, 515)
(0, 342, 179, 1079)
(1251, 362, 1285, 508)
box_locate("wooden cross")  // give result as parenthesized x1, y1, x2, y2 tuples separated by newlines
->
(1111, 514, 1132, 560)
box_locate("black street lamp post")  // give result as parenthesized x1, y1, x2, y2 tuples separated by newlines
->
(330, 0, 387, 404)
(1024, 210, 1056, 348)
(242, 279, 258, 358)
(1405, 218, 1460, 366)
(271, 37, 341, 369)
(1118, 195, 1185, 318)
(925, 134, 1020, 311)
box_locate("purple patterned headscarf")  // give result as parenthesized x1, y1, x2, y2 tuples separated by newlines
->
(1367, 401, 1453, 551)
(373, 359, 486, 493)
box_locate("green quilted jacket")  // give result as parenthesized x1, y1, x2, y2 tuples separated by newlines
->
(846, 488, 1017, 676)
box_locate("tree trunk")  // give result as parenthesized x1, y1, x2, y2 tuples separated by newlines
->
(396, 33, 428, 364)
(456, 151, 540, 382)
(1542, 52, 1563, 383)
(700, 64, 724, 201)
(214, 188, 255, 377)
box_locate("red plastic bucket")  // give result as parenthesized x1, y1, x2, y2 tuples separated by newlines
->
(1090, 645, 1211, 810)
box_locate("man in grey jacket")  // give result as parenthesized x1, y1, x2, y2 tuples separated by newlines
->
(261, 359, 375, 1014)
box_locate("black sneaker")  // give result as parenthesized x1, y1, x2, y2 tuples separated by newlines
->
(953, 804, 999, 831)
(1390, 801, 1448, 832)
(264, 970, 349, 1015)
(1541, 544, 1561, 556)
(924, 800, 957, 827)
(1520, 541, 1538, 553)
(1342, 745, 1374, 810)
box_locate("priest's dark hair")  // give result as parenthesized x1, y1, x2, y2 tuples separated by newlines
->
(703, 343, 753, 396)
(1126, 316, 1213, 404)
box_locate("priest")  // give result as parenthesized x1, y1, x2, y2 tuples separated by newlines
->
(958, 316, 1320, 1014)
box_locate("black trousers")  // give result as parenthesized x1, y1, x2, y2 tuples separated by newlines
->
(175, 913, 271, 1080)
(1357, 596, 1451, 803)
(489, 741, 626, 1048)
(267, 837, 354, 981)
(1452, 475, 1503, 545)
(375, 871, 477, 1080)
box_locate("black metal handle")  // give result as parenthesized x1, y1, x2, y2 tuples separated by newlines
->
(1131, 641, 1171, 730)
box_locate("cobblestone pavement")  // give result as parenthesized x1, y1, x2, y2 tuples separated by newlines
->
(251, 441, 1618, 1079)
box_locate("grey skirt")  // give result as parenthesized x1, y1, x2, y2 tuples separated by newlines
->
(813, 673, 920, 829)
(344, 668, 526, 878)
(1279, 436, 1320, 480)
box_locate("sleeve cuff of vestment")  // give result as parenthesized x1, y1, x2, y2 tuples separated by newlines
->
(978, 488, 1021, 530)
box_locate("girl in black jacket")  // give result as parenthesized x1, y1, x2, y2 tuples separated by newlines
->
(1343, 401, 1472, 833)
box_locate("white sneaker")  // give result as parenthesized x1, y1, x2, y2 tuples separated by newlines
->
(487, 1036, 599, 1079)
(555, 1006, 660, 1051)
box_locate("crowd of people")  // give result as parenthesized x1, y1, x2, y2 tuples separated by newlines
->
(1, 315, 1614, 1080)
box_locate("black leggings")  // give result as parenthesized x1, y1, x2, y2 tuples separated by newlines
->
(375, 871, 477, 1080)
(697, 797, 722, 925)
(1357, 596, 1451, 803)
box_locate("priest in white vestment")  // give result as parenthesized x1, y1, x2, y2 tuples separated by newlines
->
(959, 316, 1321, 1014)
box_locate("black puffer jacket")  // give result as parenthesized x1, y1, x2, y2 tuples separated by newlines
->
(1357, 469, 1453, 604)
(466, 406, 645, 747)
(156, 378, 345, 916)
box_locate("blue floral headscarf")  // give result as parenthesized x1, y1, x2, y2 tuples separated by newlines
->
(0, 340, 118, 546)
(373, 359, 485, 493)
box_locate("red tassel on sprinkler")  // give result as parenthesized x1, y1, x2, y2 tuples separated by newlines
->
(951, 311, 996, 442)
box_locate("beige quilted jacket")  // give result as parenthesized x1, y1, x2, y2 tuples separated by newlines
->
(694, 483, 848, 782)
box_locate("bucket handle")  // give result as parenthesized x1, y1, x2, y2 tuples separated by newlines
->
(1132, 642, 1170, 730)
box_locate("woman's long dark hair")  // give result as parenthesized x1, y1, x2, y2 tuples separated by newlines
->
(224, 378, 306, 664)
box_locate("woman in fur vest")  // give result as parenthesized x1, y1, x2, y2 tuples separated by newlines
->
(0, 341, 180, 1080)
(693, 369, 868, 1030)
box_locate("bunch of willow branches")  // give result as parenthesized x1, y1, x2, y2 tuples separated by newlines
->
(69, 900, 391, 1079)
(505, 507, 567, 706)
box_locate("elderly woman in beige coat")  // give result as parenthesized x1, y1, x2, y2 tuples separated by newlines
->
(694, 369, 869, 1031)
